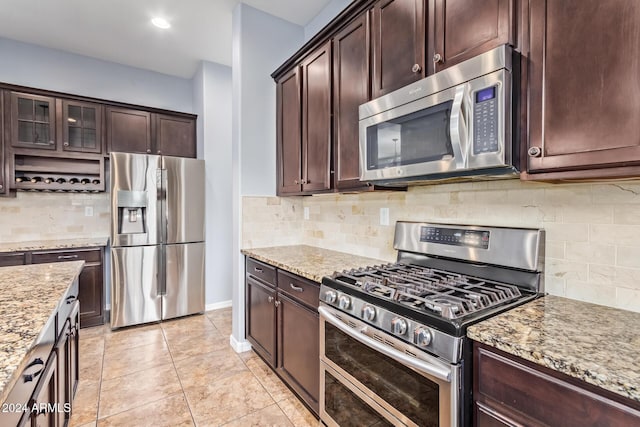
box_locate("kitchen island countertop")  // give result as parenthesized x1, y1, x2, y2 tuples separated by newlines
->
(0, 261, 84, 404)
(467, 295, 640, 403)
(241, 245, 388, 283)
(0, 237, 108, 253)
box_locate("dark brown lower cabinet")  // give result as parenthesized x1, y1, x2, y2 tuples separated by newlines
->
(245, 257, 320, 416)
(28, 352, 57, 427)
(246, 276, 277, 367)
(473, 342, 640, 426)
(277, 292, 320, 414)
(30, 247, 105, 328)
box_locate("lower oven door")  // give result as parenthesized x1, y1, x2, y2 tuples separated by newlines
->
(319, 305, 460, 427)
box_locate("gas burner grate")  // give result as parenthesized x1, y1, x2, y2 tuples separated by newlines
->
(334, 263, 523, 319)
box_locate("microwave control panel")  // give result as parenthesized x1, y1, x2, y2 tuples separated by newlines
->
(473, 86, 499, 154)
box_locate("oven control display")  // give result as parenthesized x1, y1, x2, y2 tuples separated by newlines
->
(420, 226, 490, 249)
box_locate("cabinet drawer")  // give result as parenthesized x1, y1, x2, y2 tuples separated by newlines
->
(31, 248, 101, 264)
(277, 270, 319, 308)
(57, 278, 80, 338)
(0, 252, 27, 267)
(475, 345, 640, 426)
(246, 258, 277, 287)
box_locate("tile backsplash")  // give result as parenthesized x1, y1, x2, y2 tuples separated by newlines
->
(242, 179, 640, 313)
(0, 192, 110, 242)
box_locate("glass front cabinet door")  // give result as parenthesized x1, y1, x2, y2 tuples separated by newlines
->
(62, 100, 102, 153)
(11, 93, 56, 149)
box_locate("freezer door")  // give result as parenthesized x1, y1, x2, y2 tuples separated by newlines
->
(110, 246, 162, 328)
(110, 152, 162, 247)
(162, 156, 205, 244)
(162, 242, 205, 320)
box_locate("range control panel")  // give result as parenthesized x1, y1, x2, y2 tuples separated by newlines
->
(420, 226, 490, 249)
(473, 86, 499, 154)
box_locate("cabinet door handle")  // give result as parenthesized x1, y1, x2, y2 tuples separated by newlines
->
(289, 283, 304, 293)
(63, 141, 70, 147)
(294, 179, 299, 184)
(147, 149, 152, 154)
(274, 300, 280, 308)
(433, 53, 443, 65)
(411, 63, 422, 73)
(254, 267, 263, 273)
(268, 296, 274, 303)
(528, 146, 542, 157)
(58, 254, 79, 260)
(66, 295, 77, 304)
(23, 358, 45, 383)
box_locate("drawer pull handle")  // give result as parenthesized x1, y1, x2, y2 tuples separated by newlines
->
(66, 295, 77, 304)
(254, 267, 263, 273)
(289, 283, 304, 293)
(23, 358, 45, 383)
(58, 254, 79, 260)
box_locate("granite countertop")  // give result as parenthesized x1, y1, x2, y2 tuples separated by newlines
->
(468, 295, 640, 403)
(0, 237, 109, 253)
(241, 245, 388, 283)
(0, 261, 84, 404)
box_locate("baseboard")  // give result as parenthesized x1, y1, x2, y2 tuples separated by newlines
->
(230, 334, 252, 353)
(205, 300, 232, 311)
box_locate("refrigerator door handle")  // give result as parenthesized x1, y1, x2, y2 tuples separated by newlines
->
(157, 168, 168, 244)
(159, 244, 166, 296)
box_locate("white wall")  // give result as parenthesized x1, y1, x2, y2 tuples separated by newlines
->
(231, 3, 304, 349)
(0, 37, 193, 113)
(193, 61, 234, 307)
(304, 0, 353, 41)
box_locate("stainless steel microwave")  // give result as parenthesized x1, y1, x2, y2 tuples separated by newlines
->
(359, 45, 518, 184)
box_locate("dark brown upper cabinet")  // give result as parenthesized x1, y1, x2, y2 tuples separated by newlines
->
(431, 0, 514, 73)
(276, 42, 332, 195)
(62, 100, 103, 154)
(276, 68, 303, 195)
(525, 0, 640, 179)
(372, 0, 426, 98)
(107, 107, 196, 158)
(333, 13, 371, 191)
(106, 107, 152, 155)
(301, 41, 332, 193)
(10, 92, 56, 150)
(154, 114, 196, 158)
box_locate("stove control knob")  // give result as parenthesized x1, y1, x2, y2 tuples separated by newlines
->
(338, 295, 352, 310)
(414, 327, 432, 347)
(391, 317, 408, 336)
(362, 305, 376, 321)
(324, 291, 337, 304)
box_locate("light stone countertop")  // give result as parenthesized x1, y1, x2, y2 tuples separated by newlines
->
(0, 237, 109, 253)
(467, 295, 640, 403)
(241, 245, 387, 283)
(0, 261, 84, 404)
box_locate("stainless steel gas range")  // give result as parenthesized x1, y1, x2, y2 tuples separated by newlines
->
(319, 222, 545, 427)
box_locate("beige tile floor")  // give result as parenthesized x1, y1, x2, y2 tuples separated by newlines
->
(70, 307, 321, 427)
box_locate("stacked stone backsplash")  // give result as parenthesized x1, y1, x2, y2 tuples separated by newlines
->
(242, 179, 640, 313)
(0, 192, 110, 242)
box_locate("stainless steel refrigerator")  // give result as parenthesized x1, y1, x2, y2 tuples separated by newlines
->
(109, 152, 205, 329)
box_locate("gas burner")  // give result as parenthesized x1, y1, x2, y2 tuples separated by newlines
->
(333, 262, 524, 319)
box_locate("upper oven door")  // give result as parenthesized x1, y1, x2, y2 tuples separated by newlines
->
(319, 305, 459, 427)
(359, 69, 509, 182)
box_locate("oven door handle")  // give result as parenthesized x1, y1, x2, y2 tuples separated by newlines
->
(319, 306, 451, 383)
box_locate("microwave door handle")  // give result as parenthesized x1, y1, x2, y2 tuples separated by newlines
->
(450, 85, 469, 168)
(319, 306, 452, 383)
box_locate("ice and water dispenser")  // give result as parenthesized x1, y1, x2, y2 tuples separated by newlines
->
(116, 190, 148, 235)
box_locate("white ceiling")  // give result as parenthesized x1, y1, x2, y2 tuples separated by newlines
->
(0, 0, 333, 78)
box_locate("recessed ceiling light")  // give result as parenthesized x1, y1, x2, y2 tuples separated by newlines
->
(151, 17, 171, 29)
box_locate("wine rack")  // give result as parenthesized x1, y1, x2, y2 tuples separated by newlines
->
(13, 154, 104, 192)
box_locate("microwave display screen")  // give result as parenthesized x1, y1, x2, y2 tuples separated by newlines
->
(366, 101, 454, 170)
(476, 87, 495, 103)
